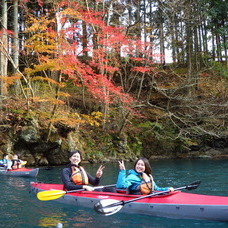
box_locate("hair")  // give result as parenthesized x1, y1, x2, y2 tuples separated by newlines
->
(68, 150, 82, 160)
(134, 157, 152, 175)
(3, 153, 8, 159)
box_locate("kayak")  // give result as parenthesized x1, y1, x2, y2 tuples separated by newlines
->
(0, 167, 39, 177)
(30, 182, 228, 222)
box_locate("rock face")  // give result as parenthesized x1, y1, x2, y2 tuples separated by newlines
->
(0, 126, 69, 166)
(0, 125, 228, 166)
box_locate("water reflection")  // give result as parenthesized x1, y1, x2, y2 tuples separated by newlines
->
(7, 177, 29, 190)
(38, 214, 66, 227)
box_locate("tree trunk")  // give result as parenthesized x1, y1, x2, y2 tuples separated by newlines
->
(82, 21, 88, 57)
(185, 2, 193, 96)
(158, 6, 165, 65)
(13, 0, 20, 95)
(211, 27, 216, 61)
(0, 0, 8, 96)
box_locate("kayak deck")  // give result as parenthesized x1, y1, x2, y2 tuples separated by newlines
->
(31, 182, 228, 205)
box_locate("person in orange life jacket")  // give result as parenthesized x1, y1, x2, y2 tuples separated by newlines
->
(116, 158, 174, 195)
(61, 150, 105, 191)
(11, 154, 23, 169)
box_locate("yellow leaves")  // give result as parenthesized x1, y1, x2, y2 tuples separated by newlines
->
(32, 76, 65, 87)
(91, 111, 103, 119)
(46, 111, 103, 129)
(24, 67, 34, 76)
(60, 8, 82, 20)
(24, 57, 66, 78)
(81, 111, 103, 126)
(0, 74, 21, 86)
(31, 97, 65, 105)
(25, 36, 57, 54)
(25, 16, 57, 55)
(56, 91, 70, 97)
(26, 17, 56, 33)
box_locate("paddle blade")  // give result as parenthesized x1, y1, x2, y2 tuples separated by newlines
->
(94, 199, 123, 216)
(186, 180, 201, 190)
(37, 190, 66, 201)
(21, 161, 27, 166)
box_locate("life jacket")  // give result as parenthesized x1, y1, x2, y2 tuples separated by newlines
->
(140, 174, 154, 195)
(11, 159, 21, 169)
(71, 166, 89, 185)
(0, 159, 7, 166)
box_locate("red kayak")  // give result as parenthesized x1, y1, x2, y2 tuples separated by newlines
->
(0, 167, 39, 177)
(30, 182, 228, 222)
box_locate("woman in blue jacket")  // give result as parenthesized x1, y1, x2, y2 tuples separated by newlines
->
(116, 157, 173, 194)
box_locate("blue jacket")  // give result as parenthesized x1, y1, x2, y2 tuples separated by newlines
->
(0, 159, 12, 169)
(116, 169, 170, 194)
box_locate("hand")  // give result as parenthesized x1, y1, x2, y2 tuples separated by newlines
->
(118, 160, 125, 170)
(169, 187, 174, 192)
(96, 165, 105, 178)
(83, 185, 94, 191)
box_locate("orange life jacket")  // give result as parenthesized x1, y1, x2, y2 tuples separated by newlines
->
(140, 175, 154, 195)
(71, 166, 89, 185)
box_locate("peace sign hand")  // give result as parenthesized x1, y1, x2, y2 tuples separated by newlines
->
(96, 165, 105, 178)
(118, 160, 125, 170)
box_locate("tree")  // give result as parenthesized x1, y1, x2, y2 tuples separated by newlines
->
(0, 0, 8, 96)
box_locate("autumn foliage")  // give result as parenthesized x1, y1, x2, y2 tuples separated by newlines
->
(0, 0, 157, 139)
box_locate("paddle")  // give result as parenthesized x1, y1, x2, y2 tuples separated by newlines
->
(21, 161, 27, 166)
(94, 180, 201, 216)
(37, 184, 116, 201)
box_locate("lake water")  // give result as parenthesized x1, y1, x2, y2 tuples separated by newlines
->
(0, 159, 228, 227)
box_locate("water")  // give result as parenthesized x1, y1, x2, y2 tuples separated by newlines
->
(0, 159, 228, 227)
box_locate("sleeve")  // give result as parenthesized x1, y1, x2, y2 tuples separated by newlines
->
(116, 170, 134, 189)
(153, 181, 170, 191)
(61, 168, 84, 190)
(87, 172, 100, 186)
(11, 160, 15, 168)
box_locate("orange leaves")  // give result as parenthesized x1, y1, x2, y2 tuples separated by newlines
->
(131, 66, 151, 73)
(22, 0, 138, 127)
(31, 76, 66, 88)
(31, 97, 65, 105)
(102, 65, 119, 73)
(0, 74, 21, 86)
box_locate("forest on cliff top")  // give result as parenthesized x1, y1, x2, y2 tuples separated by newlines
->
(0, 0, 227, 163)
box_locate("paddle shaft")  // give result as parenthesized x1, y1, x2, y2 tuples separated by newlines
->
(103, 181, 201, 208)
(66, 184, 116, 194)
(121, 185, 187, 205)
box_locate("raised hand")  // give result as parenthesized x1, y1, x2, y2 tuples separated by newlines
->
(96, 165, 105, 178)
(118, 160, 125, 170)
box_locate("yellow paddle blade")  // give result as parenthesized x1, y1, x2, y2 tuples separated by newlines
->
(21, 161, 27, 166)
(37, 190, 66, 201)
